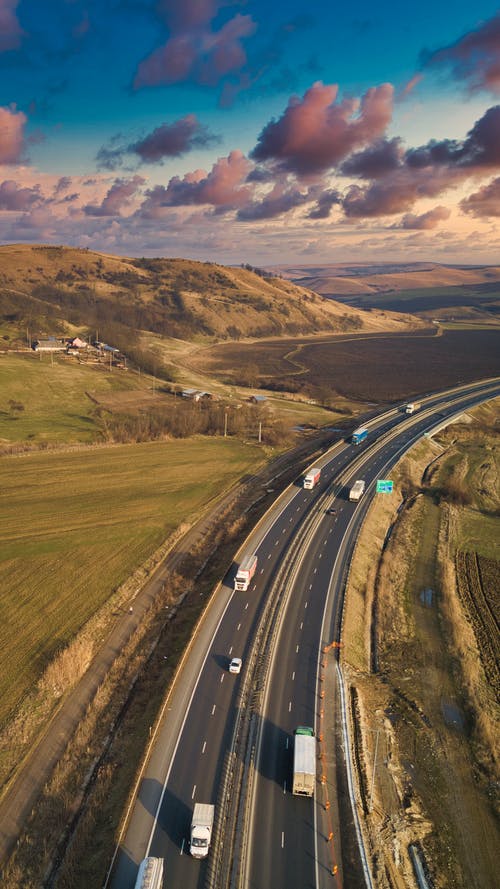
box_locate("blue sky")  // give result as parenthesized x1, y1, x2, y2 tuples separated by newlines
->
(0, 1, 499, 263)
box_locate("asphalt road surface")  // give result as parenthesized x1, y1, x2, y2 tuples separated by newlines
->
(109, 380, 500, 889)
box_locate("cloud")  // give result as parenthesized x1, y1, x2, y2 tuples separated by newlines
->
(0, 104, 27, 163)
(83, 175, 145, 217)
(460, 176, 500, 217)
(0, 179, 40, 210)
(97, 115, 218, 169)
(398, 74, 423, 100)
(250, 81, 394, 177)
(406, 104, 500, 169)
(395, 206, 451, 230)
(133, 2, 256, 90)
(340, 166, 457, 218)
(340, 138, 404, 178)
(237, 183, 310, 220)
(156, 0, 223, 32)
(0, 0, 22, 52)
(307, 189, 342, 219)
(53, 176, 72, 195)
(421, 12, 500, 95)
(139, 150, 252, 215)
(336, 104, 500, 219)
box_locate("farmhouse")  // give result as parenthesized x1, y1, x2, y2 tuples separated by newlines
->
(67, 336, 88, 349)
(31, 338, 66, 352)
(181, 389, 214, 401)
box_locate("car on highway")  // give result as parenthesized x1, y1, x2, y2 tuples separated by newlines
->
(325, 506, 337, 515)
(229, 657, 242, 674)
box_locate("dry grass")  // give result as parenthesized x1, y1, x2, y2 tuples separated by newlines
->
(0, 243, 404, 343)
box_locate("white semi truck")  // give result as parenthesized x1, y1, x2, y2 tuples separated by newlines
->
(303, 467, 321, 489)
(133, 857, 164, 889)
(292, 726, 316, 797)
(405, 402, 420, 414)
(349, 479, 366, 502)
(190, 803, 215, 858)
(234, 553, 258, 591)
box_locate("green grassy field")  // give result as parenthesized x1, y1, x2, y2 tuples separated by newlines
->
(0, 353, 153, 444)
(0, 438, 263, 726)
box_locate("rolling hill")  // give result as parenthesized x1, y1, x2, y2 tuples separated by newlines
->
(267, 261, 500, 322)
(268, 261, 500, 296)
(0, 245, 423, 352)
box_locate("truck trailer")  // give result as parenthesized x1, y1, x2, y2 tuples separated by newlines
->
(234, 553, 258, 591)
(349, 479, 366, 501)
(405, 402, 420, 415)
(303, 467, 321, 489)
(292, 726, 316, 797)
(351, 427, 368, 445)
(133, 857, 164, 889)
(190, 803, 215, 859)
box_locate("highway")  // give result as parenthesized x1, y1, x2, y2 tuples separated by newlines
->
(108, 379, 499, 889)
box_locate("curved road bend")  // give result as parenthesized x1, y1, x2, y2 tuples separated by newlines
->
(110, 379, 499, 889)
(243, 381, 500, 889)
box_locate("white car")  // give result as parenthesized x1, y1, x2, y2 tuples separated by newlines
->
(229, 657, 242, 674)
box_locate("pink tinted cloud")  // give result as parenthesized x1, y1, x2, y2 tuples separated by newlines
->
(396, 206, 451, 230)
(422, 12, 500, 94)
(0, 179, 40, 210)
(133, 10, 256, 89)
(398, 74, 423, 99)
(341, 166, 459, 218)
(97, 115, 217, 169)
(237, 182, 310, 220)
(84, 175, 145, 217)
(133, 115, 216, 162)
(0, 104, 26, 163)
(250, 81, 394, 177)
(140, 150, 252, 214)
(341, 137, 404, 178)
(460, 176, 500, 217)
(0, 0, 22, 52)
(157, 0, 220, 31)
(337, 104, 500, 219)
(406, 104, 500, 170)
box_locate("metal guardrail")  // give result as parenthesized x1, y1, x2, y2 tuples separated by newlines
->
(207, 381, 500, 888)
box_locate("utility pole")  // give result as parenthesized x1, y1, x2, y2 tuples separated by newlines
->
(224, 411, 228, 437)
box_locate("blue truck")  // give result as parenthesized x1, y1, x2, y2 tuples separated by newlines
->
(351, 427, 368, 445)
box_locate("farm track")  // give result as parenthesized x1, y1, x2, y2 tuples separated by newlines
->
(455, 550, 500, 700)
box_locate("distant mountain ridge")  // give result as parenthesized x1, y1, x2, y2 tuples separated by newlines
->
(266, 261, 500, 299)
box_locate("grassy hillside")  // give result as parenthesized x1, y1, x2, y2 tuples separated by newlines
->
(0, 245, 421, 354)
(0, 352, 159, 445)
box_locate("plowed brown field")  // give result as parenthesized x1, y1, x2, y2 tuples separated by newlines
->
(188, 329, 500, 402)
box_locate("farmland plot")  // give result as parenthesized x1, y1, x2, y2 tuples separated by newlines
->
(0, 438, 263, 727)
